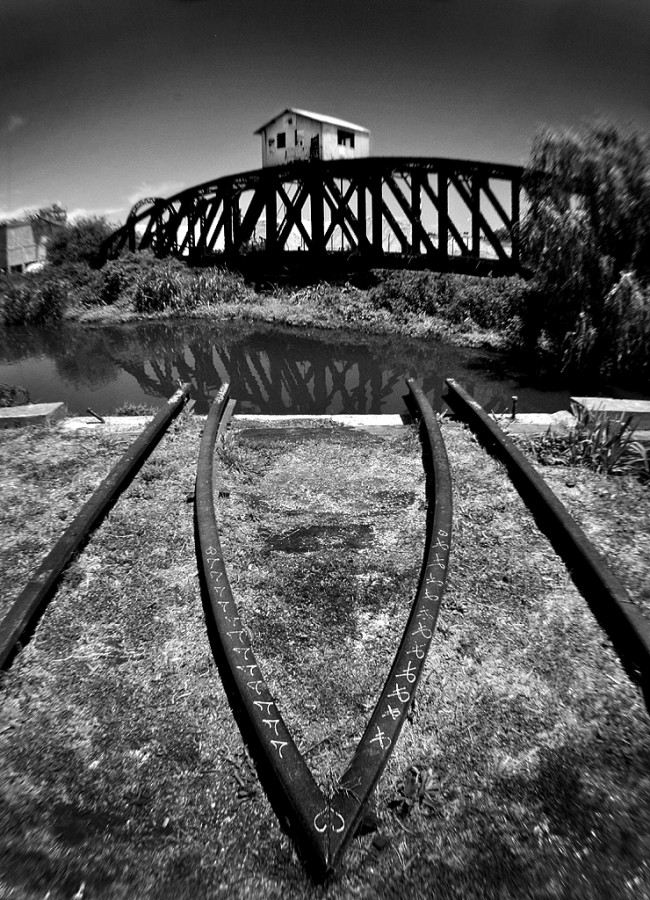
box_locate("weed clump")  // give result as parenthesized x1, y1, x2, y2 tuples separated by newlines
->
(521, 404, 649, 480)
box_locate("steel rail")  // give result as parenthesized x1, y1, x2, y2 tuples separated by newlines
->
(0, 385, 191, 670)
(444, 377, 650, 701)
(194, 378, 452, 878)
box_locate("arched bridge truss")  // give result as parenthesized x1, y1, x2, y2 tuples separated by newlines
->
(103, 157, 526, 277)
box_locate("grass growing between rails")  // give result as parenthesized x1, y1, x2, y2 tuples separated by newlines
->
(1, 415, 649, 898)
(0, 254, 530, 350)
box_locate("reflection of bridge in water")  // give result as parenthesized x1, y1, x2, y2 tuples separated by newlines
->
(104, 324, 512, 416)
(103, 157, 527, 279)
(117, 334, 433, 415)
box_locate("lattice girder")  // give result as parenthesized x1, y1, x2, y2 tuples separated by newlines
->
(101, 157, 527, 276)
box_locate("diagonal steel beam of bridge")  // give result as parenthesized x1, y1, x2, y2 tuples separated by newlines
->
(101, 157, 527, 278)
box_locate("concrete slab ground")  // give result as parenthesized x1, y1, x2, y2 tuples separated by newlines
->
(492, 410, 576, 436)
(55, 410, 579, 440)
(58, 415, 154, 436)
(572, 396, 650, 430)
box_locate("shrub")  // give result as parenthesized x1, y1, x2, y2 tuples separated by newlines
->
(188, 268, 253, 306)
(99, 261, 124, 305)
(97, 253, 169, 306)
(0, 271, 68, 325)
(368, 271, 438, 317)
(439, 275, 528, 331)
(367, 271, 436, 316)
(365, 269, 527, 333)
(94, 255, 252, 311)
(0, 383, 30, 407)
(46, 216, 117, 268)
(132, 260, 188, 313)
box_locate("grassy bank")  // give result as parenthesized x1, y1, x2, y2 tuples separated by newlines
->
(0, 256, 529, 351)
(0, 413, 649, 898)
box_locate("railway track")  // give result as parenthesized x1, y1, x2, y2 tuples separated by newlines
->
(0, 385, 190, 669)
(445, 377, 650, 704)
(2, 381, 650, 894)
(194, 378, 453, 878)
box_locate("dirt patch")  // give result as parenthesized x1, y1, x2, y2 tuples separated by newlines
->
(261, 521, 374, 553)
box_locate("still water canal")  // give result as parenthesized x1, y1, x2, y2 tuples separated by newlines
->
(0, 320, 575, 416)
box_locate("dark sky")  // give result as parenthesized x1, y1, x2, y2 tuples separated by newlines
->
(1, 0, 649, 223)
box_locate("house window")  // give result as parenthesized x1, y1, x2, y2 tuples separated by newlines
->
(277, 132, 286, 149)
(287, 117, 293, 125)
(268, 138, 275, 147)
(337, 129, 355, 149)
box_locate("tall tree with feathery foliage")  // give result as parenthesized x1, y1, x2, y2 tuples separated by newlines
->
(521, 119, 650, 381)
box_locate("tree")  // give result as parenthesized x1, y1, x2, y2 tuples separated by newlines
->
(27, 203, 67, 246)
(521, 119, 650, 380)
(45, 216, 116, 269)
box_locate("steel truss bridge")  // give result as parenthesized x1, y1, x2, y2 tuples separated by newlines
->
(102, 157, 527, 277)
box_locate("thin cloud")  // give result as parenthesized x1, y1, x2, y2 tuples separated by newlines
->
(5, 114, 26, 134)
(0, 204, 32, 223)
(67, 206, 124, 223)
(0, 204, 124, 226)
(126, 180, 186, 207)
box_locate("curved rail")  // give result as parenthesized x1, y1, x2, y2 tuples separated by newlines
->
(194, 379, 452, 878)
(0, 385, 191, 670)
(444, 377, 650, 704)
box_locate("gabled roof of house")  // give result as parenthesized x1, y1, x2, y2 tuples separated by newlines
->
(254, 108, 370, 135)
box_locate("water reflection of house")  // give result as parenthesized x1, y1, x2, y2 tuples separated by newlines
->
(255, 108, 370, 168)
(0, 220, 47, 273)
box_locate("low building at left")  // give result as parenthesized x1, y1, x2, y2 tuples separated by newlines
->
(0, 219, 48, 273)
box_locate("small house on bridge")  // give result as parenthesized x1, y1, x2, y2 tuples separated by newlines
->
(255, 109, 370, 168)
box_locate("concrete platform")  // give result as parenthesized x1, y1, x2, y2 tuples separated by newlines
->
(58, 415, 154, 436)
(50, 409, 650, 443)
(572, 397, 650, 430)
(0, 402, 67, 428)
